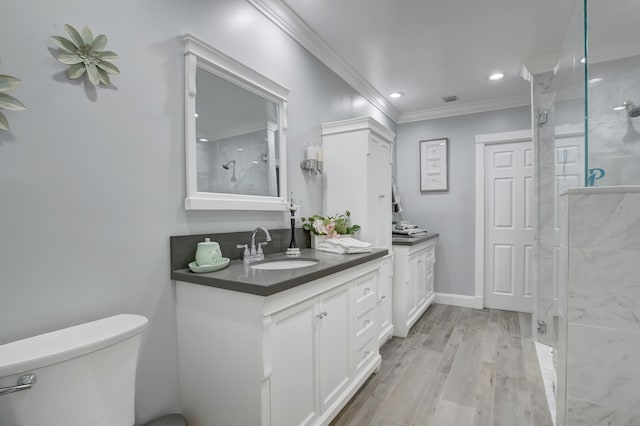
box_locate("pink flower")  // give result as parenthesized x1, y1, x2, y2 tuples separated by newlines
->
(312, 219, 326, 235)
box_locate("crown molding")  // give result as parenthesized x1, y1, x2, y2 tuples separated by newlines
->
(397, 95, 531, 124)
(321, 116, 396, 141)
(247, 0, 401, 123)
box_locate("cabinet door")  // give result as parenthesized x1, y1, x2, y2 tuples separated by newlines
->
(270, 298, 319, 426)
(426, 263, 434, 297)
(317, 285, 352, 413)
(367, 135, 392, 249)
(407, 253, 419, 319)
(377, 259, 392, 342)
(416, 249, 428, 308)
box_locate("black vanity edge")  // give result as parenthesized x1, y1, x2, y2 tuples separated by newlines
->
(391, 232, 439, 246)
(171, 248, 388, 297)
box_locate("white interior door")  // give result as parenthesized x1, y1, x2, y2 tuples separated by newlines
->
(484, 140, 534, 312)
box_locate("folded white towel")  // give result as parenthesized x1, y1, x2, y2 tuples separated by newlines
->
(317, 237, 373, 254)
(394, 224, 418, 230)
(392, 228, 428, 236)
(325, 237, 372, 249)
(344, 247, 373, 254)
(317, 243, 347, 254)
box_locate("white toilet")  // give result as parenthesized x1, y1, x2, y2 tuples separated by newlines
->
(0, 314, 148, 426)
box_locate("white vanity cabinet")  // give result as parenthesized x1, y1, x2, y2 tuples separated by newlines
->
(392, 238, 436, 337)
(175, 259, 385, 426)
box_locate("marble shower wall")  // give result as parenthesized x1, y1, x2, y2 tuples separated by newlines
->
(557, 187, 640, 425)
(588, 55, 640, 186)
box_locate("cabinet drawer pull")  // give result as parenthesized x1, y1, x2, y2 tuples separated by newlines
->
(316, 311, 328, 319)
(379, 295, 386, 301)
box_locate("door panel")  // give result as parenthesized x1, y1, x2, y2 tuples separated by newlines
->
(318, 285, 351, 413)
(270, 299, 318, 426)
(407, 254, 418, 319)
(484, 140, 534, 312)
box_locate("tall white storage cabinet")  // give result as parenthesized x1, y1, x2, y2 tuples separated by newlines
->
(322, 117, 395, 346)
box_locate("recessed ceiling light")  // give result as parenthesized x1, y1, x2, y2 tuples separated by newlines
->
(252, 161, 259, 164)
(199, 138, 208, 142)
(588, 77, 603, 85)
(236, 148, 244, 151)
(580, 57, 586, 64)
(389, 92, 404, 99)
(489, 72, 505, 81)
(194, 113, 199, 118)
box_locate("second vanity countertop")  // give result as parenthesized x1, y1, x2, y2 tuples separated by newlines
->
(171, 248, 388, 297)
(391, 232, 439, 246)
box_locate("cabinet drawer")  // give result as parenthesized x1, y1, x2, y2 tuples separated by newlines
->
(354, 272, 377, 314)
(355, 337, 378, 373)
(355, 307, 376, 345)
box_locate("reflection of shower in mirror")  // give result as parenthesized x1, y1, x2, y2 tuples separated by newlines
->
(222, 159, 237, 182)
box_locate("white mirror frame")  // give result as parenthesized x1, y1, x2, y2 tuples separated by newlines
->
(182, 34, 289, 211)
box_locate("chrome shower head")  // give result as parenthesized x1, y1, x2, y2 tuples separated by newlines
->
(615, 101, 640, 118)
(222, 159, 236, 170)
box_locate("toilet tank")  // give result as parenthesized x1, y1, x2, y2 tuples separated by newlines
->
(0, 314, 148, 426)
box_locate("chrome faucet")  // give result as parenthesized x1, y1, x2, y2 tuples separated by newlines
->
(237, 227, 272, 263)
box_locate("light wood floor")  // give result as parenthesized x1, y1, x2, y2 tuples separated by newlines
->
(331, 304, 553, 426)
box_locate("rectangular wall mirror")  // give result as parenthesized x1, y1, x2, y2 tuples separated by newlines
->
(182, 34, 289, 211)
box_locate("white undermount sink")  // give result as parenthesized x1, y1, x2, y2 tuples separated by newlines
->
(250, 259, 319, 270)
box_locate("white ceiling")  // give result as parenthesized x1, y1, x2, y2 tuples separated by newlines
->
(250, 0, 579, 122)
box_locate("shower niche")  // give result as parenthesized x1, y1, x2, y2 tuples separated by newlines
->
(183, 34, 289, 211)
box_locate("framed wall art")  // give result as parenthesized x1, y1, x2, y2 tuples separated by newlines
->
(419, 138, 448, 191)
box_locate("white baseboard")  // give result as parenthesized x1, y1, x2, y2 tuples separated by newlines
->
(434, 293, 484, 309)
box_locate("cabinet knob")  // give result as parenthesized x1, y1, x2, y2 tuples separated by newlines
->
(316, 311, 328, 319)
(364, 351, 371, 357)
(364, 319, 371, 325)
(379, 295, 386, 301)
(364, 287, 371, 293)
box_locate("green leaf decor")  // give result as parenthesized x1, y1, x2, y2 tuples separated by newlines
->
(52, 24, 120, 87)
(0, 74, 26, 131)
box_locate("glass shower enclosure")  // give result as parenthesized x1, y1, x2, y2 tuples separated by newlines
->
(532, 0, 640, 422)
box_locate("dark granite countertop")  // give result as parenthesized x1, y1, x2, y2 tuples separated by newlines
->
(171, 248, 388, 296)
(391, 232, 439, 246)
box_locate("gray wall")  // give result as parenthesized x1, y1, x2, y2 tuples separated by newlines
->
(0, 0, 394, 423)
(395, 106, 531, 296)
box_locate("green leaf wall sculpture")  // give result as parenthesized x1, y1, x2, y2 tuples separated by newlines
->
(52, 24, 120, 86)
(0, 74, 26, 131)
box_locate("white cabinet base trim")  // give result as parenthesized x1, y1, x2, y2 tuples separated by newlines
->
(434, 293, 484, 309)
